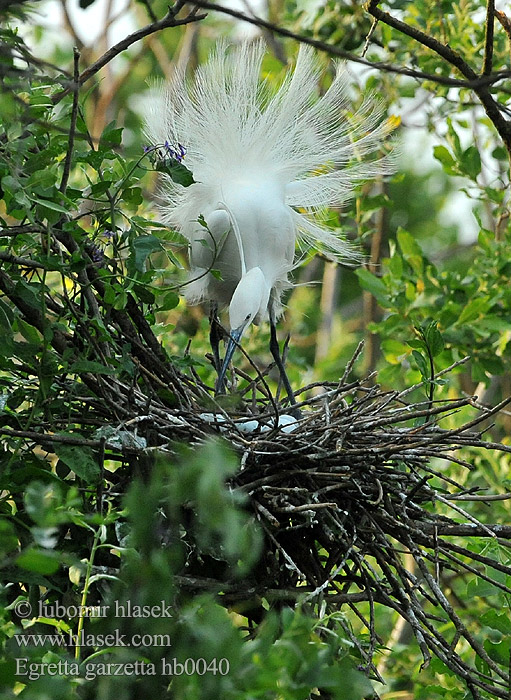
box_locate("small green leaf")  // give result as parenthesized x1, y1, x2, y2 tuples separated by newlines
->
(133, 284, 155, 304)
(355, 268, 388, 304)
(433, 145, 456, 172)
(121, 187, 143, 205)
(130, 234, 163, 272)
(100, 123, 123, 146)
(484, 638, 511, 666)
(90, 181, 112, 196)
(480, 609, 511, 635)
(28, 196, 71, 214)
(456, 296, 490, 325)
(69, 360, 115, 375)
(424, 321, 444, 357)
(412, 350, 429, 380)
(156, 160, 195, 187)
(158, 291, 179, 311)
(54, 443, 100, 482)
(0, 519, 18, 554)
(466, 576, 500, 598)
(459, 145, 481, 180)
(17, 548, 60, 575)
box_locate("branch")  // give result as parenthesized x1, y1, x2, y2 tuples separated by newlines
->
(0, 269, 71, 354)
(191, 0, 511, 90)
(59, 47, 80, 195)
(0, 427, 132, 456)
(51, 2, 206, 105)
(0, 251, 48, 269)
(482, 0, 495, 75)
(0, 224, 45, 237)
(76, 3, 204, 86)
(366, 0, 511, 154)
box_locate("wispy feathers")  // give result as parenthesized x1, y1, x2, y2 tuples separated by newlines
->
(145, 40, 394, 265)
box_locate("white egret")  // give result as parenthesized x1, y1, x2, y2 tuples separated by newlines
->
(146, 40, 394, 407)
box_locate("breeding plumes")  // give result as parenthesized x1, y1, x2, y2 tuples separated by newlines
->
(145, 40, 394, 407)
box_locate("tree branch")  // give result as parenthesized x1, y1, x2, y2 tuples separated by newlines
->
(0, 251, 48, 269)
(191, 0, 511, 90)
(0, 269, 71, 354)
(366, 0, 511, 155)
(59, 47, 80, 195)
(483, 0, 495, 75)
(51, 3, 206, 105)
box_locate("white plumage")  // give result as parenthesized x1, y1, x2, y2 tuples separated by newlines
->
(145, 40, 394, 398)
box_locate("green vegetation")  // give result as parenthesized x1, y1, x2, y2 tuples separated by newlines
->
(1, 1, 511, 698)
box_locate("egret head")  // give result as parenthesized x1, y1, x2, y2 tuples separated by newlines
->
(216, 267, 270, 393)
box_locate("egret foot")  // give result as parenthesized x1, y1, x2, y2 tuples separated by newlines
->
(269, 315, 301, 420)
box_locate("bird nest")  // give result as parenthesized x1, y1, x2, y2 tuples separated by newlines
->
(60, 337, 509, 699)
(5, 332, 511, 698)
(129, 343, 511, 699)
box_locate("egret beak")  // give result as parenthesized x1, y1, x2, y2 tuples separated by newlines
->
(215, 326, 244, 394)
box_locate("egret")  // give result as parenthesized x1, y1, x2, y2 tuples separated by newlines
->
(146, 40, 393, 407)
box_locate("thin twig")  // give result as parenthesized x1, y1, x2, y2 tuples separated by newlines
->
(59, 47, 80, 195)
(51, 4, 206, 105)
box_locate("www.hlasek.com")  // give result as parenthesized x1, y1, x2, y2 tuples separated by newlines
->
(15, 630, 171, 648)
(16, 657, 230, 681)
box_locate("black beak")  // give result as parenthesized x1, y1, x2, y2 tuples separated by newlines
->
(215, 326, 244, 394)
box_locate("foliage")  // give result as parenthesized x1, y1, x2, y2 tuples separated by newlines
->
(1, 0, 511, 699)
(0, 443, 372, 700)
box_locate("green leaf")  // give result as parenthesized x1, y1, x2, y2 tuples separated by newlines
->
(321, 657, 374, 699)
(90, 181, 112, 196)
(0, 519, 18, 555)
(424, 321, 444, 357)
(466, 576, 500, 598)
(433, 145, 456, 171)
(100, 123, 123, 146)
(459, 146, 481, 180)
(481, 609, 511, 635)
(14, 280, 40, 310)
(158, 291, 179, 311)
(0, 298, 14, 329)
(156, 160, 195, 187)
(412, 350, 429, 380)
(456, 296, 490, 325)
(16, 318, 41, 344)
(133, 284, 155, 305)
(121, 186, 143, 205)
(28, 196, 71, 214)
(355, 268, 388, 304)
(130, 234, 163, 272)
(54, 443, 100, 482)
(17, 548, 60, 575)
(484, 638, 511, 666)
(69, 360, 115, 375)
(396, 229, 423, 274)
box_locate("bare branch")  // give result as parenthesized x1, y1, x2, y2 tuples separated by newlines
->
(0, 251, 48, 269)
(191, 0, 511, 90)
(366, 0, 511, 154)
(51, 4, 206, 105)
(59, 46, 80, 195)
(483, 0, 496, 75)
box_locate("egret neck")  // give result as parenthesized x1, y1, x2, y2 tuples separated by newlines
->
(216, 267, 270, 393)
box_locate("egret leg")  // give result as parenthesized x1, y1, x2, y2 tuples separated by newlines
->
(269, 311, 300, 418)
(209, 304, 222, 375)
